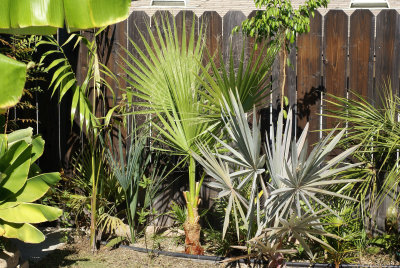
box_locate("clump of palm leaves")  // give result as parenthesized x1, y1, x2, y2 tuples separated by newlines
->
(193, 90, 361, 264)
(122, 11, 280, 254)
(324, 85, 400, 230)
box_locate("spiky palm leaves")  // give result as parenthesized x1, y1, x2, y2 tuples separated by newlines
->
(324, 87, 400, 224)
(193, 91, 361, 260)
(123, 12, 280, 254)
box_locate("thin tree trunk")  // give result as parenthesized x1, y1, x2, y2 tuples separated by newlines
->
(280, 48, 287, 111)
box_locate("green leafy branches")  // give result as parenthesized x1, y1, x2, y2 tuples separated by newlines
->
(240, 0, 329, 45)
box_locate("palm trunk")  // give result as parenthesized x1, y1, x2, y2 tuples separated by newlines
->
(183, 156, 204, 255)
(183, 204, 203, 255)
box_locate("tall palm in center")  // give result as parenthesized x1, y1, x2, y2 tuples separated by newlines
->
(123, 13, 279, 254)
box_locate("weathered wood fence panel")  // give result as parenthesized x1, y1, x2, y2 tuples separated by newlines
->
(33, 9, 400, 228)
(324, 10, 348, 131)
(349, 10, 374, 100)
(296, 10, 322, 146)
(375, 10, 400, 101)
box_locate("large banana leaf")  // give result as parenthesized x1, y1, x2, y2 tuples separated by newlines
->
(0, 0, 130, 34)
(0, 141, 31, 195)
(13, 173, 60, 203)
(0, 54, 26, 111)
(0, 221, 45, 243)
(0, 203, 62, 223)
(64, 0, 131, 32)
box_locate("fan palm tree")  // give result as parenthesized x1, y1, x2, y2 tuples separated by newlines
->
(123, 13, 279, 254)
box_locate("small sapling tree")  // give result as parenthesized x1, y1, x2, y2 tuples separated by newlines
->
(238, 0, 329, 111)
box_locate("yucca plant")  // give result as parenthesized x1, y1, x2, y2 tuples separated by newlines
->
(123, 13, 279, 254)
(193, 91, 361, 261)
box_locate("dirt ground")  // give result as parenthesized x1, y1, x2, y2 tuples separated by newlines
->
(31, 237, 225, 268)
(30, 230, 400, 268)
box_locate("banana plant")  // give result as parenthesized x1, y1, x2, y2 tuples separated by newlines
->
(193, 91, 362, 260)
(0, 0, 130, 112)
(0, 128, 62, 243)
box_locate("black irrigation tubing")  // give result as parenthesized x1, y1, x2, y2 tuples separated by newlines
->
(119, 244, 400, 268)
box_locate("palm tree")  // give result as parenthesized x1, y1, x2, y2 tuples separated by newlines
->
(123, 13, 279, 254)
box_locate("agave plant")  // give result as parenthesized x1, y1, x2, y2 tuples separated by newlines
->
(123, 12, 279, 254)
(193, 90, 361, 260)
(0, 128, 62, 243)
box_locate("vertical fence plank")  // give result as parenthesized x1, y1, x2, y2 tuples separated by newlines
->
(349, 9, 374, 100)
(324, 10, 348, 130)
(374, 9, 400, 232)
(200, 11, 222, 67)
(297, 11, 323, 145)
(375, 10, 400, 99)
(97, 20, 127, 110)
(247, 11, 273, 138)
(151, 10, 174, 43)
(285, 43, 297, 112)
(128, 11, 151, 127)
(175, 11, 198, 48)
(223, 11, 247, 67)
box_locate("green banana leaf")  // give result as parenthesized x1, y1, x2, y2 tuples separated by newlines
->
(30, 135, 45, 163)
(64, 0, 131, 32)
(0, 203, 62, 223)
(13, 173, 60, 203)
(6, 127, 33, 147)
(0, 0, 130, 34)
(0, 142, 31, 194)
(0, 54, 26, 111)
(0, 221, 45, 243)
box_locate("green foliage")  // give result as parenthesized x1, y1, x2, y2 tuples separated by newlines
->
(0, 127, 62, 243)
(316, 206, 364, 266)
(0, 53, 26, 112)
(240, 0, 329, 45)
(0, 35, 46, 132)
(123, 12, 280, 231)
(324, 86, 400, 226)
(105, 127, 150, 242)
(0, 0, 130, 35)
(170, 202, 187, 227)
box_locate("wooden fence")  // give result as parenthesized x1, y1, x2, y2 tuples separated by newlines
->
(77, 8, 400, 144)
(33, 9, 400, 227)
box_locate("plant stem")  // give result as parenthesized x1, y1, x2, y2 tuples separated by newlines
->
(90, 145, 97, 252)
(280, 47, 287, 111)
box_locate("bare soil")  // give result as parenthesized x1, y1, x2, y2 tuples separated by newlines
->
(31, 234, 224, 268)
(30, 230, 400, 268)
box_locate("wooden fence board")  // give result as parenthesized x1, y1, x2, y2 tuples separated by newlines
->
(324, 10, 348, 130)
(296, 11, 323, 145)
(375, 10, 400, 101)
(128, 11, 151, 128)
(349, 9, 375, 101)
(223, 11, 247, 68)
(200, 11, 222, 67)
(175, 11, 198, 49)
